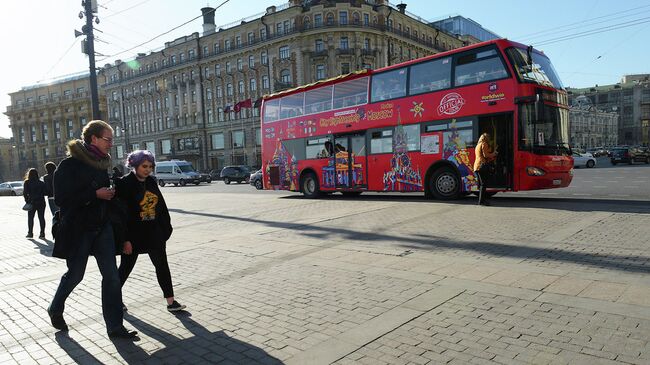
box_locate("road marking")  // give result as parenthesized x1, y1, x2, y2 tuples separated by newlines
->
(539, 192, 558, 195)
(608, 194, 631, 197)
(571, 193, 592, 196)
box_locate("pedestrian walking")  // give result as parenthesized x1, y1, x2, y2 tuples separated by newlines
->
(473, 132, 498, 206)
(43, 161, 58, 215)
(48, 120, 137, 339)
(116, 150, 186, 313)
(23, 168, 46, 239)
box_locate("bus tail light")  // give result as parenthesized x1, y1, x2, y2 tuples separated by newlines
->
(526, 167, 546, 176)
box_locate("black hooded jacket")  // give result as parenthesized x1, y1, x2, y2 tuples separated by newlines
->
(52, 140, 118, 259)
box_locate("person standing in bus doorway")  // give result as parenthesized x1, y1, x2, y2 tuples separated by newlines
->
(473, 133, 498, 206)
(43, 161, 58, 215)
(115, 150, 186, 313)
(48, 120, 137, 339)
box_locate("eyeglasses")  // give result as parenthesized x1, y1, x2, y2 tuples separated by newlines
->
(99, 136, 113, 144)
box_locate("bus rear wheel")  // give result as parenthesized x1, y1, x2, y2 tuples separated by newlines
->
(428, 167, 460, 200)
(301, 172, 321, 199)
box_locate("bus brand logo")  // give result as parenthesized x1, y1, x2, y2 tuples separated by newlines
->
(437, 93, 465, 115)
(488, 83, 498, 92)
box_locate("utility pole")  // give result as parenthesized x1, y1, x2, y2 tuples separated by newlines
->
(77, 0, 101, 119)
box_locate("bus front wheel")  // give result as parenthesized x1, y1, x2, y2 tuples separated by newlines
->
(301, 172, 321, 199)
(428, 167, 460, 200)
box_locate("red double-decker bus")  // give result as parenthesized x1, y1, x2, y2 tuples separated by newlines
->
(260, 39, 572, 199)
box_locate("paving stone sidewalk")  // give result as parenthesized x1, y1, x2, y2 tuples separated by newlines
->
(0, 191, 649, 364)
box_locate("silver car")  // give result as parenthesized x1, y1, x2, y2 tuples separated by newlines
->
(0, 181, 24, 196)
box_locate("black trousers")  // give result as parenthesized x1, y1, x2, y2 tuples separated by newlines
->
(28, 204, 46, 234)
(475, 169, 490, 205)
(118, 247, 174, 298)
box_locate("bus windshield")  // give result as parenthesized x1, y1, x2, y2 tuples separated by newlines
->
(519, 104, 570, 156)
(506, 47, 564, 90)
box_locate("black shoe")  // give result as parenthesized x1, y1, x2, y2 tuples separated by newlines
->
(39, 232, 46, 239)
(48, 310, 68, 331)
(26, 233, 33, 238)
(108, 327, 138, 339)
(167, 300, 186, 312)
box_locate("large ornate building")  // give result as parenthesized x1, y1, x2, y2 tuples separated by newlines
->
(568, 74, 650, 146)
(4, 72, 107, 178)
(5, 0, 474, 176)
(101, 0, 471, 171)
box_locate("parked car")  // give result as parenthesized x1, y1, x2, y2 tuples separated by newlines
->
(249, 169, 263, 190)
(155, 160, 202, 186)
(586, 147, 608, 157)
(220, 165, 251, 184)
(610, 146, 650, 165)
(0, 181, 24, 196)
(572, 152, 596, 168)
(198, 171, 212, 183)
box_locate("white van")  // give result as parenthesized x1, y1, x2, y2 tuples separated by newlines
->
(154, 160, 201, 187)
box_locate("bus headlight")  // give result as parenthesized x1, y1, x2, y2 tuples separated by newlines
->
(526, 166, 546, 176)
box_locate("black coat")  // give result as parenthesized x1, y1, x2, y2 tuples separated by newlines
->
(52, 141, 120, 259)
(115, 172, 172, 254)
(43, 173, 54, 197)
(24, 179, 46, 207)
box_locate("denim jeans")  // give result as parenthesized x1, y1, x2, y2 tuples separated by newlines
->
(49, 221, 123, 333)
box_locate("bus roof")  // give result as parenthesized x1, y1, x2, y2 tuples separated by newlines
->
(262, 38, 540, 102)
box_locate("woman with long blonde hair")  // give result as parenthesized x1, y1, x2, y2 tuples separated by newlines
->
(473, 133, 498, 206)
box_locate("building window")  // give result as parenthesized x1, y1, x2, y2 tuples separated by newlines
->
(250, 78, 257, 92)
(215, 64, 221, 75)
(326, 13, 334, 25)
(54, 121, 61, 139)
(237, 58, 243, 71)
(261, 51, 268, 65)
(314, 14, 322, 27)
(179, 53, 185, 63)
(226, 62, 232, 73)
(315, 39, 324, 52)
(238, 81, 245, 94)
(248, 32, 255, 44)
(340, 37, 349, 50)
(235, 36, 241, 47)
(203, 46, 209, 56)
(225, 39, 231, 50)
(280, 69, 291, 83)
(214, 43, 220, 53)
(160, 139, 171, 154)
(218, 107, 224, 122)
(227, 83, 233, 96)
(211, 133, 224, 149)
(217, 86, 223, 98)
(42, 124, 48, 141)
(206, 88, 212, 100)
(207, 109, 214, 124)
(316, 64, 326, 80)
(341, 63, 350, 75)
(248, 55, 255, 68)
(188, 49, 195, 59)
(339, 11, 348, 25)
(262, 75, 270, 89)
(260, 27, 266, 40)
(364, 38, 371, 50)
(232, 130, 244, 148)
(279, 46, 290, 60)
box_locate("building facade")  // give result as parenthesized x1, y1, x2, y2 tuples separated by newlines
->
(568, 74, 650, 146)
(429, 15, 499, 42)
(568, 103, 618, 149)
(101, 0, 469, 171)
(4, 72, 107, 177)
(0, 137, 16, 181)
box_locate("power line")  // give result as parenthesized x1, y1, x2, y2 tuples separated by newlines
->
(103, 0, 151, 19)
(516, 4, 650, 39)
(99, 0, 230, 61)
(533, 16, 650, 46)
(37, 38, 81, 83)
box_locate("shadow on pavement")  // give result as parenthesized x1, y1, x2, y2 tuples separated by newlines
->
(55, 332, 104, 365)
(281, 193, 650, 214)
(29, 237, 53, 256)
(114, 311, 283, 364)
(169, 208, 650, 274)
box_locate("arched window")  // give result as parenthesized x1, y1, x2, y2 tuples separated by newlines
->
(303, 16, 311, 29)
(352, 12, 360, 25)
(326, 13, 334, 25)
(280, 69, 291, 83)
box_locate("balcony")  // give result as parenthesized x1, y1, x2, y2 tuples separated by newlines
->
(311, 50, 328, 58)
(274, 81, 294, 92)
(336, 48, 355, 56)
(361, 48, 378, 57)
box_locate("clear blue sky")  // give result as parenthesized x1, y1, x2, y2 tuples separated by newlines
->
(1, 0, 649, 138)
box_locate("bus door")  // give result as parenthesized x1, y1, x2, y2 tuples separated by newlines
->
(478, 113, 513, 189)
(333, 133, 367, 189)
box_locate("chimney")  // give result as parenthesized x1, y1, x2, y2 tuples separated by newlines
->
(201, 7, 216, 36)
(397, 3, 407, 13)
